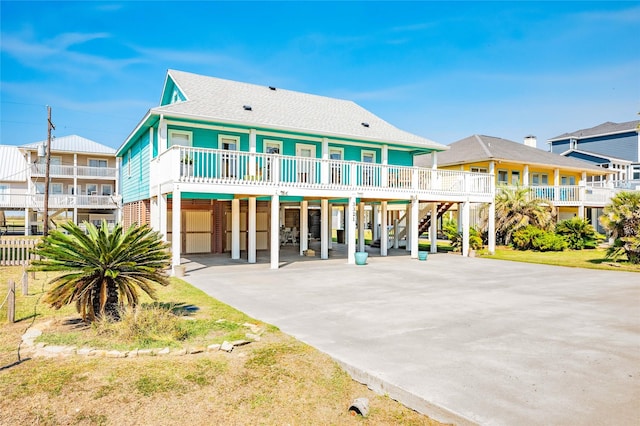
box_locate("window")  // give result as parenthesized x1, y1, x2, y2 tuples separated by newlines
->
(361, 150, 376, 163)
(219, 135, 240, 178)
(633, 166, 640, 180)
(531, 173, 548, 186)
(470, 167, 488, 173)
(561, 176, 576, 185)
(89, 159, 108, 167)
(570, 138, 577, 150)
(511, 171, 520, 185)
(101, 184, 113, 196)
(497, 170, 508, 185)
(51, 183, 63, 194)
(361, 150, 376, 186)
(264, 140, 282, 155)
(87, 184, 98, 195)
(329, 147, 344, 184)
(0, 185, 7, 203)
(169, 130, 192, 147)
(296, 143, 317, 183)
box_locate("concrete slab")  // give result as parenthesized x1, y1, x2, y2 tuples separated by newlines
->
(181, 251, 640, 425)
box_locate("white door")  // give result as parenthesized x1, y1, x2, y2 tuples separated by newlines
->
(296, 144, 316, 183)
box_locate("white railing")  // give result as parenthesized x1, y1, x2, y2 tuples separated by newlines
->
(0, 193, 120, 209)
(31, 164, 116, 179)
(498, 185, 620, 206)
(154, 146, 495, 198)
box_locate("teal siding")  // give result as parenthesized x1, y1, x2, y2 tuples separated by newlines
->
(388, 149, 413, 166)
(152, 126, 158, 158)
(122, 131, 150, 204)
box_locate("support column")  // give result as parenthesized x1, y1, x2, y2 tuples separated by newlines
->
(159, 193, 167, 240)
(231, 198, 240, 260)
(300, 200, 309, 255)
(270, 195, 280, 269)
(380, 201, 388, 256)
(393, 217, 399, 249)
(249, 129, 257, 176)
(488, 201, 496, 255)
(24, 208, 30, 236)
(430, 202, 438, 254)
(172, 187, 181, 271)
(405, 203, 411, 252)
(248, 196, 256, 263)
(358, 201, 365, 253)
(411, 197, 419, 258)
(321, 198, 329, 259)
(462, 200, 470, 257)
(328, 203, 333, 250)
(372, 204, 379, 241)
(347, 196, 357, 264)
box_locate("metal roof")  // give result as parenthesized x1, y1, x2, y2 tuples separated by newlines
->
(22, 135, 115, 155)
(145, 69, 445, 151)
(415, 134, 611, 175)
(0, 145, 28, 182)
(548, 120, 640, 142)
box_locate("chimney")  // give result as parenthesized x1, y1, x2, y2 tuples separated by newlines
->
(524, 135, 537, 148)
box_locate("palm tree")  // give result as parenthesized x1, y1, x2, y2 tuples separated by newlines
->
(31, 221, 171, 322)
(483, 186, 555, 245)
(599, 191, 640, 264)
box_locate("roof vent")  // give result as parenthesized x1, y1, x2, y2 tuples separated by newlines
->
(361, 122, 370, 128)
(268, 86, 276, 91)
(243, 105, 252, 111)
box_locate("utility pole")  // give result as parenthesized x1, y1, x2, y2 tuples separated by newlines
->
(43, 106, 55, 236)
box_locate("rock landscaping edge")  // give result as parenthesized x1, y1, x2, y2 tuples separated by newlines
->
(20, 319, 264, 359)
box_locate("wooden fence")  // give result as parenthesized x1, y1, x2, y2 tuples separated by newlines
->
(0, 239, 38, 266)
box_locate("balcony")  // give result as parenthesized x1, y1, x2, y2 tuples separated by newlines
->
(31, 164, 117, 179)
(499, 185, 620, 207)
(0, 193, 121, 209)
(151, 146, 495, 202)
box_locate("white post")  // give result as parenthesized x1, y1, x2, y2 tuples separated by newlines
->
(372, 204, 379, 241)
(411, 197, 419, 258)
(488, 201, 496, 254)
(430, 202, 438, 254)
(347, 196, 357, 264)
(381, 201, 388, 256)
(73, 153, 78, 225)
(231, 198, 240, 260)
(554, 168, 561, 202)
(249, 129, 257, 176)
(405, 203, 411, 252)
(159, 192, 167, 240)
(300, 200, 309, 255)
(381, 145, 389, 187)
(393, 218, 399, 249)
(358, 201, 365, 253)
(248, 196, 256, 263)
(328, 203, 333, 250)
(321, 137, 329, 184)
(270, 194, 280, 269)
(462, 200, 470, 257)
(431, 151, 438, 169)
(24, 208, 30, 236)
(172, 187, 181, 271)
(321, 198, 329, 259)
(523, 165, 529, 187)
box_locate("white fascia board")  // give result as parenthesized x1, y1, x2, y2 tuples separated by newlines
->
(547, 127, 639, 143)
(155, 109, 446, 153)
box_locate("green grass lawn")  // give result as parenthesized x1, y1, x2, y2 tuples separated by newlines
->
(479, 246, 640, 273)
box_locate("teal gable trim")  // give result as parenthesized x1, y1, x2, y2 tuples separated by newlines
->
(122, 131, 150, 204)
(160, 77, 186, 106)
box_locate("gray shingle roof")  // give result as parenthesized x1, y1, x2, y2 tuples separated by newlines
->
(0, 145, 28, 182)
(548, 120, 640, 141)
(153, 70, 444, 150)
(415, 135, 608, 174)
(22, 135, 115, 155)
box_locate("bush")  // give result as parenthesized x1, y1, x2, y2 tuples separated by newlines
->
(556, 217, 602, 250)
(512, 225, 567, 252)
(442, 220, 483, 251)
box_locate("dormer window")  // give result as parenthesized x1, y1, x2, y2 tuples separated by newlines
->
(570, 138, 577, 150)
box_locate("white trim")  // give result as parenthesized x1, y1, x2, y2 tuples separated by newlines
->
(296, 143, 316, 158)
(329, 146, 344, 160)
(263, 139, 283, 154)
(168, 129, 193, 147)
(361, 149, 376, 163)
(218, 134, 240, 150)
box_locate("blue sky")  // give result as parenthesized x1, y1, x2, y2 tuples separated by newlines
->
(1, 1, 638, 151)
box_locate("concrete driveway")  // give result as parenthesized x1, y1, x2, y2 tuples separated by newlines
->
(181, 252, 640, 425)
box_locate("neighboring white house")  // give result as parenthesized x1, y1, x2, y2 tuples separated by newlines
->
(0, 135, 121, 235)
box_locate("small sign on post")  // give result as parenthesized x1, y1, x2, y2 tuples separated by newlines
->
(7, 279, 15, 323)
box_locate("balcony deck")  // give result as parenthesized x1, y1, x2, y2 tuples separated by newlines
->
(0, 194, 120, 210)
(151, 146, 495, 203)
(31, 164, 117, 179)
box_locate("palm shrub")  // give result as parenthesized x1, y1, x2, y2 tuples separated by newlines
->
(31, 221, 171, 322)
(555, 217, 602, 249)
(483, 186, 556, 245)
(599, 191, 640, 263)
(443, 219, 483, 251)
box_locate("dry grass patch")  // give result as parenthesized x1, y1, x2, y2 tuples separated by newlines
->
(1, 266, 446, 425)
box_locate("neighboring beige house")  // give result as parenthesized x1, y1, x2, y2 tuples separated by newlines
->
(0, 135, 120, 235)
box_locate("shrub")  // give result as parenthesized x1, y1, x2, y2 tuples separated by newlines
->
(600, 191, 640, 264)
(555, 217, 602, 250)
(443, 220, 483, 251)
(512, 225, 567, 252)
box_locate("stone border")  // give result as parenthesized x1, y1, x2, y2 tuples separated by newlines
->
(20, 319, 264, 359)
